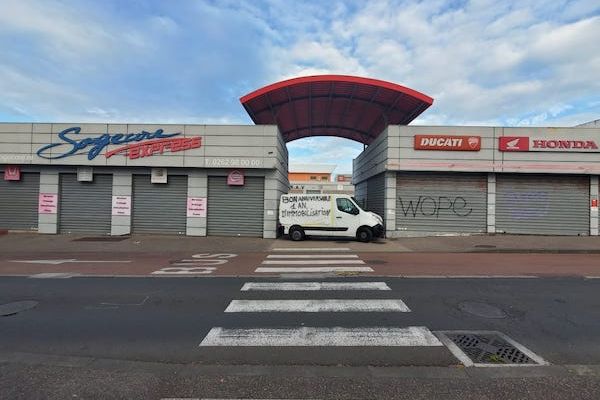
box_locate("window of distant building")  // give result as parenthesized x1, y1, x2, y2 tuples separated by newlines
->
(321, 176, 328, 181)
(310, 176, 317, 180)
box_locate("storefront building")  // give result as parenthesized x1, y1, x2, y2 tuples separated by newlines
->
(354, 126, 600, 237)
(1, 75, 599, 237)
(0, 124, 288, 238)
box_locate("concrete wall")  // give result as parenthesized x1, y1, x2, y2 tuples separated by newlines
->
(353, 127, 390, 184)
(378, 125, 600, 175)
(0, 123, 285, 170)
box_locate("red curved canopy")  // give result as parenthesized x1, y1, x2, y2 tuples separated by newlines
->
(240, 75, 433, 144)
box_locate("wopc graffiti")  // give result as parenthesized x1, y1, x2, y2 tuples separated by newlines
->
(398, 196, 473, 218)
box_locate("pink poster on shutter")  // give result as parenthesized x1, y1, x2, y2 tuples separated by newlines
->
(38, 193, 58, 214)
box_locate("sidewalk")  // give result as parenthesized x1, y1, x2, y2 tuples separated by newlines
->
(0, 231, 598, 254)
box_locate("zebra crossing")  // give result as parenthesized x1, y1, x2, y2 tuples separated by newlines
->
(253, 246, 374, 275)
(199, 246, 443, 350)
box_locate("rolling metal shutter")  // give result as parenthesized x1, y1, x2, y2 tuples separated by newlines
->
(366, 173, 385, 217)
(396, 172, 487, 234)
(496, 174, 589, 235)
(207, 176, 264, 237)
(132, 175, 187, 234)
(0, 172, 39, 230)
(59, 174, 112, 234)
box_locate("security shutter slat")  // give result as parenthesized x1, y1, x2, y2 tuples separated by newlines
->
(132, 175, 187, 234)
(496, 174, 589, 235)
(207, 176, 264, 237)
(396, 172, 487, 234)
(59, 174, 112, 234)
(366, 173, 385, 217)
(0, 172, 39, 230)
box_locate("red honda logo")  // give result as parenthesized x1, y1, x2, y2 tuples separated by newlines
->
(499, 136, 529, 151)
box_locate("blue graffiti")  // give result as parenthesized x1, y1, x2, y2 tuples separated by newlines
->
(36, 127, 181, 160)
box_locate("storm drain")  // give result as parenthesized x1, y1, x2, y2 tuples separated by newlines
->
(436, 330, 548, 367)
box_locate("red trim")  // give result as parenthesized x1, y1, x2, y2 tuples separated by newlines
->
(240, 74, 433, 105)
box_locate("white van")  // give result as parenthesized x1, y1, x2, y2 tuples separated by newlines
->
(279, 194, 384, 242)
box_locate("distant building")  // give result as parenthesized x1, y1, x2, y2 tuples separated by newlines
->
(576, 119, 600, 128)
(288, 164, 354, 195)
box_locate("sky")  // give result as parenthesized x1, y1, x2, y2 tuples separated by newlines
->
(0, 0, 599, 174)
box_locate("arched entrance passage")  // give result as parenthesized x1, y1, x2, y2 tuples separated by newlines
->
(240, 75, 433, 145)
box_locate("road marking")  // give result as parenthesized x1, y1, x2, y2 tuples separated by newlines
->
(28, 273, 81, 279)
(240, 282, 391, 291)
(584, 276, 600, 279)
(272, 247, 351, 251)
(224, 299, 410, 312)
(401, 275, 539, 279)
(152, 267, 217, 275)
(266, 254, 359, 259)
(261, 260, 365, 265)
(11, 259, 131, 265)
(200, 326, 442, 346)
(255, 266, 373, 273)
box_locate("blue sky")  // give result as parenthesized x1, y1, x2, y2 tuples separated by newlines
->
(0, 0, 599, 174)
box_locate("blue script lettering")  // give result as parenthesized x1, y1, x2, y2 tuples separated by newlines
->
(36, 127, 181, 160)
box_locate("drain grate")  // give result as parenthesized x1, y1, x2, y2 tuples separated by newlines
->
(436, 330, 548, 367)
(73, 236, 129, 242)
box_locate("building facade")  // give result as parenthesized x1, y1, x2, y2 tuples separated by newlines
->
(0, 123, 288, 238)
(2, 75, 598, 238)
(354, 125, 600, 237)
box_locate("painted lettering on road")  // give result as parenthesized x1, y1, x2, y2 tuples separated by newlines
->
(151, 253, 237, 275)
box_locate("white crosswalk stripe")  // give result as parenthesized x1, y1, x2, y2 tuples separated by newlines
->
(255, 266, 373, 273)
(261, 259, 365, 265)
(266, 254, 359, 259)
(240, 282, 391, 291)
(225, 299, 411, 313)
(200, 326, 443, 347)
(272, 247, 351, 251)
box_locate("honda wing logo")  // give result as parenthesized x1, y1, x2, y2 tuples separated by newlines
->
(499, 136, 529, 151)
(505, 138, 520, 150)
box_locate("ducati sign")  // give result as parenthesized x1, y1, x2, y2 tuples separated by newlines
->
(414, 135, 481, 151)
(499, 136, 600, 152)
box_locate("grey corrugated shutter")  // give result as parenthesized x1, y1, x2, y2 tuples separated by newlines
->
(0, 172, 39, 230)
(396, 172, 487, 234)
(496, 174, 589, 235)
(59, 174, 112, 234)
(207, 176, 264, 237)
(132, 175, 187, 234)
(366, 173, 385, 217)
(354, 181, 367, 209)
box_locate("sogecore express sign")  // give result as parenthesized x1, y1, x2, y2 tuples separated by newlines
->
(37, 127, 202, 160)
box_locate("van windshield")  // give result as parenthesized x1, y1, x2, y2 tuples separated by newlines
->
(350, 196, 364, 211)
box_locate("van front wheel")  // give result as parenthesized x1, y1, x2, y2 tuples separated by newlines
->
(289, 226, 305, 241)
(356, 227, 373, 243)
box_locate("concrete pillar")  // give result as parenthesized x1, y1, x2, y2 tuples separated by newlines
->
(384, 171, 397, 236)
(111, 172, 132, 236)
(263, 171, 281, 239)
(591, 176, 599, 236)
(487, 173, 496, 234)
(38, 169, 59, 234)
(186, 170, 207, 236)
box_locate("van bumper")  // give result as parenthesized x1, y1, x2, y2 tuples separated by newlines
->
(372, 224, 384, 238)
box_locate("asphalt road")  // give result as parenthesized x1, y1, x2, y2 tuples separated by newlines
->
(1, 276, 600, 398)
